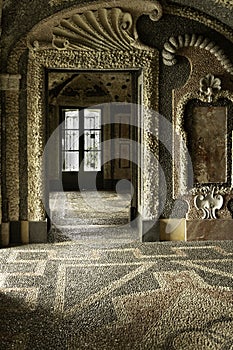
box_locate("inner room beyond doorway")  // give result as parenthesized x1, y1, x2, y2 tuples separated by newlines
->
(49, 191, 138, 245)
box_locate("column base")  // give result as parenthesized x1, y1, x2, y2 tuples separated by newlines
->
(0, 220, 47, 246)
(0, 222, 10, 247)
(160, 219, 186, 241)
(159, 218, 233, 241)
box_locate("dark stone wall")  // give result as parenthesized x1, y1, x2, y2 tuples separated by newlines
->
(167, 0, 233, 28)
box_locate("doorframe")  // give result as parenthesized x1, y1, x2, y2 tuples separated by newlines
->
(27, 49, 159, 240)
(46, 70, 140, 219)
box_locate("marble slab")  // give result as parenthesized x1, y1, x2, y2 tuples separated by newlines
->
(191, 106, 227, 183)
(186, 219, 233, 241)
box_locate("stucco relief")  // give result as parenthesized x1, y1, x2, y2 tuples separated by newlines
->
(194, 186, 224, 219)
(52, 8, 140, 51)
(162, 31, 233, 221)
(199, 74, 222, 103)
(163, 34, 233, 75)
(191, 185, 232, 220)
(27, 0, 162, 51)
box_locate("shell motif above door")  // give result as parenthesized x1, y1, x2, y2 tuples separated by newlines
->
(27, 0, 162, 51)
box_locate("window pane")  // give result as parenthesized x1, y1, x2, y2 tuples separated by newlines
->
(84, 151, 101, 171)
(84, 109, 101, 129)
(84, 130, 101, 151)
(62, 151, 79, 171)
(62, 130, 79, 150)
(64, 110, 79, 129)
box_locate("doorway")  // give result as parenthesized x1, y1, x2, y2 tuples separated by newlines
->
(47, 70, 140, 240)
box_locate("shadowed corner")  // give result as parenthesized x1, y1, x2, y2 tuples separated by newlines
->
(0, 291, 68, 349)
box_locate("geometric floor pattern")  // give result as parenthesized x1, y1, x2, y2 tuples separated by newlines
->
(0, 240, 232, 349)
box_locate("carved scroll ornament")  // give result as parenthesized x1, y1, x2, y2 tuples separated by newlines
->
(194, 186, 224, 219)
(52, 8, 136, 51)
(162, 34, 233, 75)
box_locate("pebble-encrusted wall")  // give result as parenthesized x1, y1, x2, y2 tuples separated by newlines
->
(1, 0, 233, 244)
(136, 12, 233, 219)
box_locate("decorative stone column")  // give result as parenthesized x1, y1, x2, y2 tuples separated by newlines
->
(0, 73, 21, 246)
(0, 0, 2, 36)
(0, 74, 21, 91)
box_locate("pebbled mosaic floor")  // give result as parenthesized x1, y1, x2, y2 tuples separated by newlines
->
(0, 240, 232, 349)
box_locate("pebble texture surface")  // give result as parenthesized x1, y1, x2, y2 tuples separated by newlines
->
(0, 238, 232, 349)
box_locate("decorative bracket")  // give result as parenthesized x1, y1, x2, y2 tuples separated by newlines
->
(194, 186, 224, 219)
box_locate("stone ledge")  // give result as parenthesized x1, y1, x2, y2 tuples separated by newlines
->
(186, 219, 233, 241)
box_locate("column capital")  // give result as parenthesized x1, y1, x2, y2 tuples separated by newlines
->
(0, 73, 22, 91)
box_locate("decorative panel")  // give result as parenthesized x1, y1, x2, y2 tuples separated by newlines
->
(119, 143, 130, 169)
(119, 116, 130, 138)
(191, 106, 227, 183)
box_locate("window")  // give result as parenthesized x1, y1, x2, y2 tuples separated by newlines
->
(84, 109, 101, 171)
(62, 108, 102, 172)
